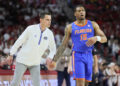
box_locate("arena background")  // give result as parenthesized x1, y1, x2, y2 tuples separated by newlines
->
(0, 0, 120, 86)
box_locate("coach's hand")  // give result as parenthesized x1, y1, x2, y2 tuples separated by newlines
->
(6, 55, 13, 65)
(86, 36, 97, 47)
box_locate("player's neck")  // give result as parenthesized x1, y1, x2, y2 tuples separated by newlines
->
(76, 19, 86, 25)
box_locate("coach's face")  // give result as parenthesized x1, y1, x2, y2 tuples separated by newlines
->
(74, 7, 86, 20)
(40, 15, 51, 28)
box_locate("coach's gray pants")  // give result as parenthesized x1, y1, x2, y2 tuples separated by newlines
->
(10, 62, 40, 86)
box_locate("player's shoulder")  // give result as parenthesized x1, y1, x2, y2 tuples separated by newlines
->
(66, 24, 72, 28)
(89, 21, 99, 29)
(90, 21, 98, 25)
(66, 23, 73, 30)
(65, 23, 73, 33)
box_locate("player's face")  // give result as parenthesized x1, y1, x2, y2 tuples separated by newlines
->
(75, 7, 86, 20)
(40, 15, 51, 28)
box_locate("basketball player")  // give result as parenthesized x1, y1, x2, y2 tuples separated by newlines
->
(6, 12, 56, 86)
(53, 5, 107, 86)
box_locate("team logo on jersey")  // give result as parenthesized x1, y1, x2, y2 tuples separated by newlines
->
(88, 25, 90, 27)
(44, 36, 48, 40)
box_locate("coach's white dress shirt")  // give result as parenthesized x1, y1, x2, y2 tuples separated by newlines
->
(10, 24, 56, 66)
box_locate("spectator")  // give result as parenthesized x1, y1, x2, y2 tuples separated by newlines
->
(55, 46, 71, 86)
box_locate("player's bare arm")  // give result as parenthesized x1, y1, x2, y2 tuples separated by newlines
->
(92, 21, 107, 43)
(93, 55, 98, 74)
(67, 56, 72, 73)
(86, 21, 107, 46)
(53, 24, 71, 62)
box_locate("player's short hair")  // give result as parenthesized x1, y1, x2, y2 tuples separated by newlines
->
(39, 12, 51, 19)
(74, 5, 86, 12)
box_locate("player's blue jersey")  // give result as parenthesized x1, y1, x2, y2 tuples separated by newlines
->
(71, 20, 94, 52)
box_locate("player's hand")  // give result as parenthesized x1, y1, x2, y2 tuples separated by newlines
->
(6, 55, 13, 65)
(93, 66, 98, 74)
(47, 61, 56, 71)
(46, 58, 52, 65)
(67, 65, 72, 74)
(86, 36, 97, 47)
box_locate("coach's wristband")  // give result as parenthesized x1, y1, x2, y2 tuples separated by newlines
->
(96, 36, 101, 41)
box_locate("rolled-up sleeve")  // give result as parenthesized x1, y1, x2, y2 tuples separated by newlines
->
(47, 32, 56, 59)
(10, 27, 29, 55)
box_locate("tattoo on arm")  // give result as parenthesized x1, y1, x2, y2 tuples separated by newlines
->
(53, 25, 71, 61)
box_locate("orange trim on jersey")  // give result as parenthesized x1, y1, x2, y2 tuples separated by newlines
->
(74, 20, 88, 27)
(72, 43, 74, 49)
(73, 77, 75, 80)
(85, 80, 91, 82)
(74, 78, 85, 80)
(72, 51, 75, 72)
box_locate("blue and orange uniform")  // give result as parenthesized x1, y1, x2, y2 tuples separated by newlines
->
(71, 20, 94, 82)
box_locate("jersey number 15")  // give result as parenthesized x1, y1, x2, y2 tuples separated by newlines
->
(80, 34, 87, 40)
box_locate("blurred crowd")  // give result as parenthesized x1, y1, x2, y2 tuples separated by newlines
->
(0, 0, 120, 86)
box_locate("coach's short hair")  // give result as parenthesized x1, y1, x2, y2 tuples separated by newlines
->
(39, 12, 51, 19)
